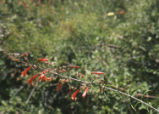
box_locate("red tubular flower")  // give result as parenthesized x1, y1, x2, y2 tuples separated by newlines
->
(70, 66, 80, 69)
(21, 67, 31, 76)
(39, 58, 48, 62)
(82, 87, 89, 98)
(27, 74, 39, 85)
(38, 69, 52, 82)
(57, 82, 62, 92)
(38, 74, 51, 82)
(71, 89, 80, 101)
(92, 72, 104, 75)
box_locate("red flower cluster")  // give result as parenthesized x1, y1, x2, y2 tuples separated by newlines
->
(38, 70, 51, 82)
(19, 58, 94, 101)
(38, 74, 51, 82)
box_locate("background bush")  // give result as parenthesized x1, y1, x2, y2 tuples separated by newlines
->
(0, 0, 159, 113)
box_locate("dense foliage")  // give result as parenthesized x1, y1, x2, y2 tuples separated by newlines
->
(0, 0, 159, 113)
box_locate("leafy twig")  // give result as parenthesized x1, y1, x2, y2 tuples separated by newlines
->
(52, 72, 159, 113)
(5, 52, 159, 112)
(103, 86, 159, 113)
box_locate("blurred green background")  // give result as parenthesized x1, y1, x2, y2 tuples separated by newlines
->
(0, 0, 159, 113)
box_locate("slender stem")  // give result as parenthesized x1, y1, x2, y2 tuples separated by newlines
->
(52, 72, 90, 84)
(103, 86, 159, 113)
(14, 85, 24, 96)
(25, 85, 36, 104)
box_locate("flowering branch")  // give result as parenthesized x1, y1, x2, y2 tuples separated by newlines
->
(52, 72, 159, 112)
(4, 51, 159, 113)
